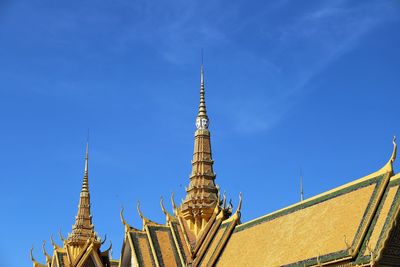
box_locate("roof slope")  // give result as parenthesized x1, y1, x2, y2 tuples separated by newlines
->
(216, 163, 398, 267)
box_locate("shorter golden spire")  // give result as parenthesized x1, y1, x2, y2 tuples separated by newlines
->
(67, 142, 97, 245)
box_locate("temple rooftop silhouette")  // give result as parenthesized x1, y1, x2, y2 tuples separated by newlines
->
(31, 65, 400, 267)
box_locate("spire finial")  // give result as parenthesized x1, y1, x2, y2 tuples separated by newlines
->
(196, 54, 209, 129)
(82, 141, 89, 192)
(201, 49, 204, 85)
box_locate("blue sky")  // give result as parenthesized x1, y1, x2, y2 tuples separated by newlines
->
(0, 0, 399, 266)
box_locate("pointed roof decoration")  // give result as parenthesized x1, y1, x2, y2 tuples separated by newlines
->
(67, 142, 98, 245)
(197, 63, 208, 121)
(377, 136, 397, 175)
(30, 246, 45, 267)
(179, 62, 224, 236)
(42, 241, 52, 265)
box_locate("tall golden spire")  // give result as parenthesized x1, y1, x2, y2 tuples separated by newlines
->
(67, 142, 97, 245)
(179, 63, 220, 235)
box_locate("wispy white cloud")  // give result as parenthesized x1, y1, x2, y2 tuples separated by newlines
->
(226, 0, 399, 134)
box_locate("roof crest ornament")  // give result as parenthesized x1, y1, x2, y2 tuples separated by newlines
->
(50, 234, 61, 249)
(226, 193, 242, 222)
(160, 196, 176, 223)
(103, 240, 112, 253)
(100, 234, 107, 245)
(30, 245, 40, 265)
(137, 201, 158, 228)
(379, 136, 397, 175)
(119, 206, 132, 231)
(171, 192, 178, 214)
(58, 229, 65, 242)
(42, 241, 52, 264)
(391, 136, 397, 163)
(222, 191, 227, 209)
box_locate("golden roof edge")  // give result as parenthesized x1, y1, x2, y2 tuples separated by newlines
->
(239, 138, 396, 230)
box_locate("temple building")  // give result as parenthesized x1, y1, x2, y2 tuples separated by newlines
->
(32, 65, 400, 266)
(30, 144, 116, 267)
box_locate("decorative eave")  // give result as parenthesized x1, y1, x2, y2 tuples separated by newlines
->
(137, 201, 162, 229)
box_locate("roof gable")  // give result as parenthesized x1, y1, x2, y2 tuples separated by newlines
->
(356, 174, 400, 265)
(217, 172, 390, 266)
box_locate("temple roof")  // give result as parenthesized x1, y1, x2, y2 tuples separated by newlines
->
(216, 140, 398, 267)
(31, 143, 111, 267)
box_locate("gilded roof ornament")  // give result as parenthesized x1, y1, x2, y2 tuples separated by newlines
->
(50, 235, 60, 249)
(160, 196, 176, 222)
(137, 201, 145, 221)
(30, 245, 46, 267)
(222, 191, 227, 209)
(42, 241, 52, 264)
(378, 136, 397, 175)
(236, 192, 243, 214)
(30, 246, 37, 263)
(171, 192, 179, 217)
(119, 206, 132, 231)
(100, 234, 107, 245)
(103, 240, 112, 253)
(137, 201, 158, 227)
(58, 230, 65, 242)
(391, 135, 397, 163)
(160, 196, 167, 215)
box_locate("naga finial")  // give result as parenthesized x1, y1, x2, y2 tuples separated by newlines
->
(50, 234, 60, 249)
(120, 206, 131, 231)
(222, 191, 227, 209)
(160, 196, 176, 222)
(101, 234, 107, 245)
(42, 241, 52, 263)
(391, 136, 397, 163)
(378, 136, 397, 175)
(237, 193, 242, 212)
(171, 192, 177, 211)
(104, 240, 112, 253)
(137, 201, 149, 227)
(42, 241, 49, 256)
(160, 197, 167, 215)
(58, 229, 65, 242)
(137, 201, 144, 220)
(30, 245, 36, 262)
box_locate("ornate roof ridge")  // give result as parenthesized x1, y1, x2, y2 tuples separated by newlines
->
(238, 139, 396, 230)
